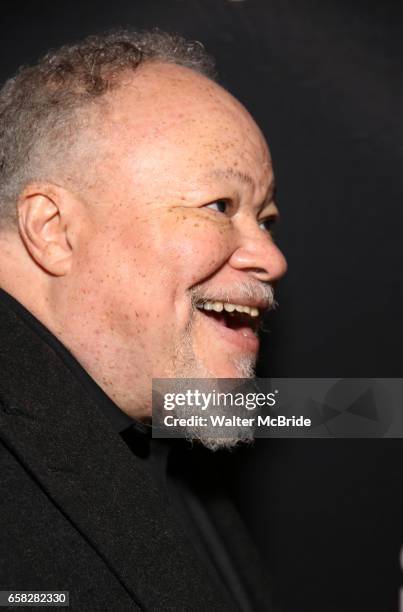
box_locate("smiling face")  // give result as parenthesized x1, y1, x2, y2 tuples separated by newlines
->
(53, 63, 287, 417)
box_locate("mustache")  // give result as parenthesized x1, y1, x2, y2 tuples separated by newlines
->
(189, 280, 276, 311)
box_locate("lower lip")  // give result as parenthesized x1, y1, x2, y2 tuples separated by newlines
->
(197, 310, 260, 353)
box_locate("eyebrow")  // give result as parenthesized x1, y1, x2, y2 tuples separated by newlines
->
(208, 168, 254, 186)
(208, 168, 276, 201)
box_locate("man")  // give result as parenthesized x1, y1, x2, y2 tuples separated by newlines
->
(0, 30, 287, 610)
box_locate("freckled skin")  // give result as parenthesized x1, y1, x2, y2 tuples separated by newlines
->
(0, 62, 287, 420)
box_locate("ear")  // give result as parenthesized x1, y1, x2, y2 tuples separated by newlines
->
(17, 183, 77, 276)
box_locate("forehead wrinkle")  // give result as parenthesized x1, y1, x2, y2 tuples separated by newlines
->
(206, 167, 276, 199)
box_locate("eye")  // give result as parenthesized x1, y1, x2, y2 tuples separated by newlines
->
(205, 199, 228, 214)
(259, 216, 277, 234)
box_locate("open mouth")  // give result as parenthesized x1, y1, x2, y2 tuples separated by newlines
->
(196, 300, 261, 331)
(195, 299, 264, 352)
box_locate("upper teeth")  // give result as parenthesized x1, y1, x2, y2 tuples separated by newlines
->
(198, 301, 260, 317)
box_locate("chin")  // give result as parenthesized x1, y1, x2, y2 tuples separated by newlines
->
(193, 434, 255, 452)
(171, 332, 257, 379)
(189, 353, 258, 379)
(207, 355, 257, 379)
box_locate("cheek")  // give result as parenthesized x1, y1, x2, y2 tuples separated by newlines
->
(74, 213, 235, 335)
(153, 211, 235, 286)
(72, 229, 151, 325)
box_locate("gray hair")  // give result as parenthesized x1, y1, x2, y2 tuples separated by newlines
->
(0, 29, 216, 226)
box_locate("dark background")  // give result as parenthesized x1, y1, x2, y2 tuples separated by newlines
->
(1, 1, 402, 610)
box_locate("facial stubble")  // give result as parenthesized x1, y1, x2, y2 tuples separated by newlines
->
(168, 301, 256, 451)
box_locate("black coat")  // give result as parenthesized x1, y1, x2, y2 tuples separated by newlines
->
(0, 295, 273, 611)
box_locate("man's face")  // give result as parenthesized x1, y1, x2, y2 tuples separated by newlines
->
(65, 63, 287, 410)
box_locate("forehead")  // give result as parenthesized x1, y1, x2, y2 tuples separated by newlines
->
(95, 63, 272, 194)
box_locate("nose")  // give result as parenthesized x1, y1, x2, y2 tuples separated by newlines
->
(228, 223, 288, 283)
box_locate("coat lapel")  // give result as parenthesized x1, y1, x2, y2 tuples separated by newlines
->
(0, 299, 231, 611)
